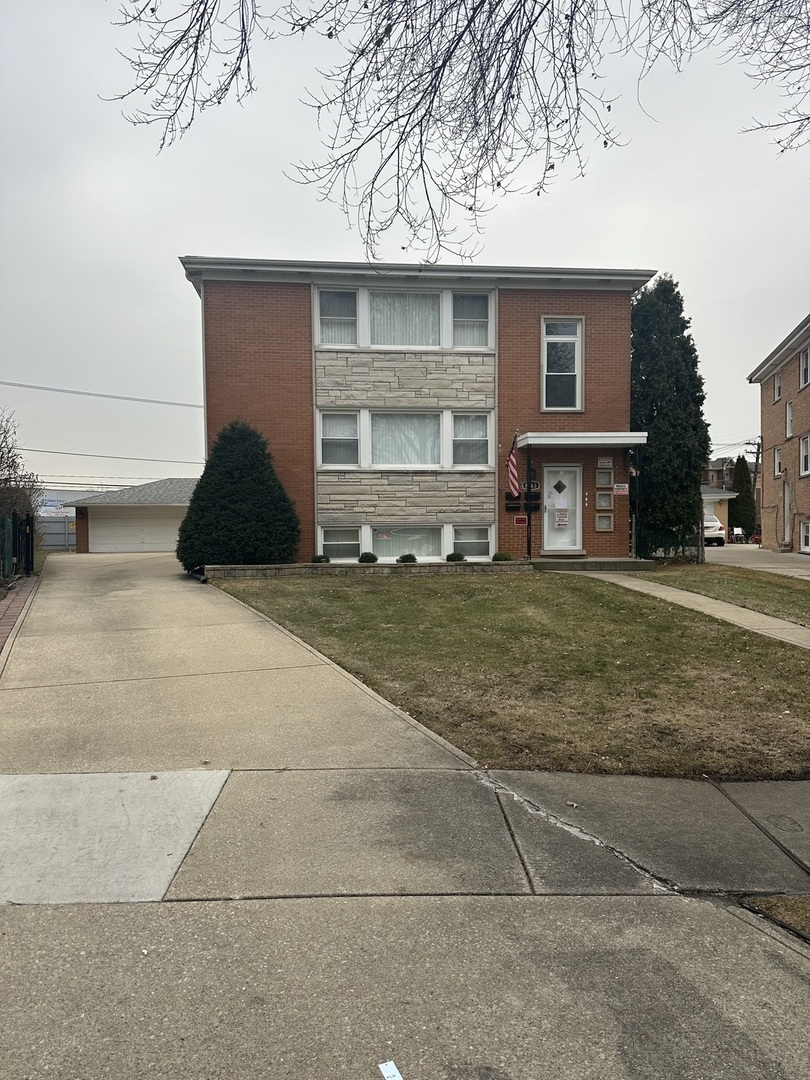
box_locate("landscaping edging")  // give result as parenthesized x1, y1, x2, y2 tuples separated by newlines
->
(204, 558, 654, 579)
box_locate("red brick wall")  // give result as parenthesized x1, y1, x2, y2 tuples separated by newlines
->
(75, 507, 88, 553)
(759, 347, 810, 551)
(202, 281, 315, 560)
(497, 289, 633, 557)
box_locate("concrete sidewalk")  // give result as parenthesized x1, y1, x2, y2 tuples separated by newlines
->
(580, 571, 810, 649)
(1, 552, 808, 1080)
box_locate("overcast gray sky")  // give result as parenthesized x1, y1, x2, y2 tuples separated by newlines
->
(2, 2, 808, 490)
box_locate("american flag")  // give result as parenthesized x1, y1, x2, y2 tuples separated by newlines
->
(506, 435, 519, 498)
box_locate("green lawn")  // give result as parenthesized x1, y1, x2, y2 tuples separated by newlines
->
(635, 565, 809, 625)
(219, 573, 810, 781)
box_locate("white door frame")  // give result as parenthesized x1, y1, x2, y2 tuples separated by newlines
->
(542, 465, 583, 552)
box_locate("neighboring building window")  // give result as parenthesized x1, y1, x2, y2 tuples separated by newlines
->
(774, 446, 782, 476)
(370, 292, 441, 347)
(453, 294, 489, 346)
(322, 528, 361, 559)
(321, 413, 359, 465)
(786, 400, 793, 438)
(543, 319, 582, 410)
(774, 371, 782, 401)
(800, 348, 809, 389)
(452, 413, 488, 464)
(453, 526, 490, 557)
(800, 434, 810, 476)
(595, 513, 614, 531)
(801, 521, 810, 553)
(371, 413, 441, 465)
(319, 291, 357, 344)
(372, 525, 442, 558)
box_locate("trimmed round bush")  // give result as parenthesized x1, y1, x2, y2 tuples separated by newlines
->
(492, 551, 514, 561)
(358, 551, 378, 563)
(312, 554, 330, 563)
(396, 553, 417, 563)
(446, 552, 466, 562)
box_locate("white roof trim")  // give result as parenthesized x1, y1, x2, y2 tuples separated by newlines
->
(516, 432, 648, 448)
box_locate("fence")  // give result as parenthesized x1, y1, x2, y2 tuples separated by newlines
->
(1, 512, 35, 578)
(37, 516, 77, 551)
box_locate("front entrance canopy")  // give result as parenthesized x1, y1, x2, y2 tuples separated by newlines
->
(516, 432, 647, 449)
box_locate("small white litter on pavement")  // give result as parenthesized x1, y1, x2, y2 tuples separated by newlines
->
(378, 1061, 403, 1079)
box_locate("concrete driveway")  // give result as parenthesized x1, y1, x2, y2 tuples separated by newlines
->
(706, 543, 810, 578)
(1, 552, 808, 1080)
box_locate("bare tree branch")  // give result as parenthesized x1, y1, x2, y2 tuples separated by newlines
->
(111, 0, 810, 253)
(0, 409, 41, 520)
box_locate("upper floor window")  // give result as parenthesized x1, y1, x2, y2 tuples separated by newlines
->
(774, 446, 782, 476)
(786, 400, 793, 438)
(543, 319, 582, 410)
(320, 291, 357, 345)
(317, 288, 491, 349)
(370, 292, 440, 347)
(774, 371, 782, 401)
(800, 435, 810, 477)
(800, 348, 809, 389)
(319, 409, 491, 469)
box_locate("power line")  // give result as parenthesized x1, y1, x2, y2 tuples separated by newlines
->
(0, 379, 203, 409)
(38, 473, 186, 481)
(20, 447, 204, 464)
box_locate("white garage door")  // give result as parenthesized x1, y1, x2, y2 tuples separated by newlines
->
(88, 507, 186, 553)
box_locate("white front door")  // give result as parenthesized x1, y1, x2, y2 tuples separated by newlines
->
(784, 483, 792, 544)
(543, 467, 582, 551)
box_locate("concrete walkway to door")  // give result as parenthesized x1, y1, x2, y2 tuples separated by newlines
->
(0, 552, 808, 1080)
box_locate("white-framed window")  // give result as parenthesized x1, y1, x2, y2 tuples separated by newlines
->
(321, 413, 359, 465)
(371, 413, 440, 465)
(316, 288, 492, 349)
(319, 290, 358, 345)
(774, 371, 782, 401)
(542, 318, 582, 410)
(595, 513, 614, 532)
(452, 414, 488, 465)
(318, 410, 492, 469)
(800, 434, 810, 476)
(774, 446, 782, 476)
(800, 348, 809, 389)
(786, 401, 793, 438)
(318, 523, 492, 560)
(453, 526, 490, 556)
(322, 527, 361, 559)
(453, 294, 489, 346)
(801, 521, 810, 553)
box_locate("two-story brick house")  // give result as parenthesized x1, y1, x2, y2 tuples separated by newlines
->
(181, 258, 654, 562)
(748, 312, 810, 553)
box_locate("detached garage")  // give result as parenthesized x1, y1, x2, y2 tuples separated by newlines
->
(72, 479, 198, 554)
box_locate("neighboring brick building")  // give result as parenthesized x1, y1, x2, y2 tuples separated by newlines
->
(748, 313, 810, 554)
(181, 258, 654, 562)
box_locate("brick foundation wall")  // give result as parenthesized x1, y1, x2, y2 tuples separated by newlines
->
(202, 280, 315, 560)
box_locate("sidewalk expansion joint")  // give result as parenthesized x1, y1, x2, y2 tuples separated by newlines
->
(703, 774, 810, 879)
(475, 771, 678, 895)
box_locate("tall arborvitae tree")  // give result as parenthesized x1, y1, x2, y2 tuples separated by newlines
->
(729, 455, 757, 537)
(631, 276, 711, 555)
(176, 420, 300, 572)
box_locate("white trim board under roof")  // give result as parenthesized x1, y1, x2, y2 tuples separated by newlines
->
(516, 432, 648, 448)
(180, 257, 656, 296)
(747, 311, 810, 383)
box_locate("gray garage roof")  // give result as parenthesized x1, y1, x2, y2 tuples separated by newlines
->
(70, 478, 199, 507)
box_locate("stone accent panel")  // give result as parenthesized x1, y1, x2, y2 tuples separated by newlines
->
(315, 351, 496, 409)
(317, 472, 496, 524)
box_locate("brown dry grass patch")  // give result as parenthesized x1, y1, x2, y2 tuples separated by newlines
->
(637, 565, 809, 625)
(219, 574, 810, 780)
